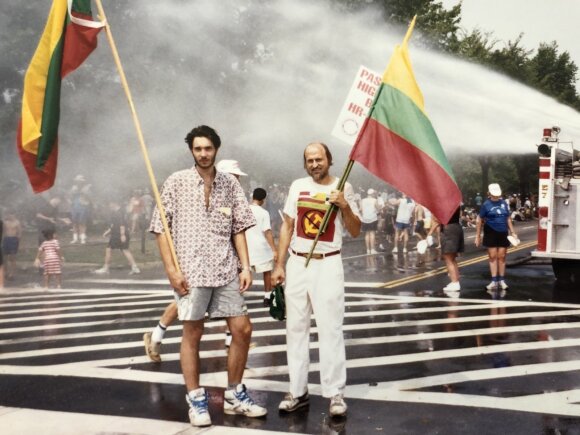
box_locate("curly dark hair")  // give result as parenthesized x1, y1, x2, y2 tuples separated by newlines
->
(184, 125, 221, 151)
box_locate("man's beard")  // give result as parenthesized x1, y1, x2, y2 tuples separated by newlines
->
(308, 167, 328, 182)
(194, 154, 216, 169)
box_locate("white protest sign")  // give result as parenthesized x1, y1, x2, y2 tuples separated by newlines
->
(331, 65, 382, 146)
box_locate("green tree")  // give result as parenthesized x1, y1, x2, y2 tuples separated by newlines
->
(529, 41, 579, 107)
(489, 34, 533, 83)
(333, 0, 462, 50)
(511, 154, 538, 196)
(378, 0, 462, 50)
(450, 28, 496, 63)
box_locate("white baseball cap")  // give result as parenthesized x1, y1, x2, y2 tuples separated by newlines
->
(488, 183, 502, 197)
(216, 159, 247, 176)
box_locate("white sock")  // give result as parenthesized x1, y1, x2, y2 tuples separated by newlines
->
(188, 387, 205, 399)
(151, 322, 166, 343)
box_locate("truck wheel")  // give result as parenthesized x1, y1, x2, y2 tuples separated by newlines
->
(552, 259, 579, 283)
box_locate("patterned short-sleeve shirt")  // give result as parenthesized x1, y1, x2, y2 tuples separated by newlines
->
(149, 166, 256, 287)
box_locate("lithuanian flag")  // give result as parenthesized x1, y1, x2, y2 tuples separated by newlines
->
(349, 17, 462, 224)
(17, 0, 104, 193)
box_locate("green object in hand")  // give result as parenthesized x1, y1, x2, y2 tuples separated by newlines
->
(269, 284, 286, 321)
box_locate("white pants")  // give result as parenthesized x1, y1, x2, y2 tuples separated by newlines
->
(285, 253, 346, 398)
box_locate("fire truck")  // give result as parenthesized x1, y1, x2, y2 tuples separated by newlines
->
(532, 127, 580, 283)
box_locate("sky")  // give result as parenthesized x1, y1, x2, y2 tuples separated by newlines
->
(441, 0, 580, 68)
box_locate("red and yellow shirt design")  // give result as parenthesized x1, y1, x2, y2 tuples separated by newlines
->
(296, 192, 337, 242)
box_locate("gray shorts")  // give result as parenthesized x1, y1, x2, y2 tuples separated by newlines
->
(441, 223, 465, 254)
(174, 278, 248, 321)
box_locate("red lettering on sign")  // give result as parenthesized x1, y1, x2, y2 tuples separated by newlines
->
(356, 80, 376, 97)
(348, 102, 364, 116)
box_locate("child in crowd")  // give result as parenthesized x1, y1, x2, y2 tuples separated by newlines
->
(35, 229, 62, 288)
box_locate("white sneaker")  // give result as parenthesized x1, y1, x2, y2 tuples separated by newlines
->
(224, 384, 267, 417)
(143, 332, 161, 363)
(402, 248, 408, 253)
(129, 266, 140, 275)
(392, 247, 398, 253)
(485, 281, 498, 291)
(499, 280, 509, 290)
(443, 282, 461, 292)
(370, 249, 378, 254)
(186, 389, 211, 427)
(279, 391, 309, 412)
(366, 249, 371, 254)
(95, 266, 109, 274)
(329, 394, 347, 417)
(80, 234, 87, 244)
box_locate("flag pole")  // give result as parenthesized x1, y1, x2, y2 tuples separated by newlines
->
(304, 16, 418, 267)
(94, 0, 181, 273)
(304, 158, 355, 267)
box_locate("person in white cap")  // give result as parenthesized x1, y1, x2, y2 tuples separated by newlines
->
(360, 188, 381, 254)
(216, 159, 247, 177)
(475, 183, 517, 296)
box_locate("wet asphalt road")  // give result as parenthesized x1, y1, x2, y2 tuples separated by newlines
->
(2, 220, 580, 434)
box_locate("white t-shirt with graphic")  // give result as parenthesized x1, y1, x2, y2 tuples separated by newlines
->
(283, 176, 360, 254)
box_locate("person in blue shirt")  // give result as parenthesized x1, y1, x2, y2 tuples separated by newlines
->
(475, 183, 517, 295)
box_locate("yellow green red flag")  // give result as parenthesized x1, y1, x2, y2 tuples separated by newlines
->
(349, 17, 462, 224)
(17, 0, 104, 193)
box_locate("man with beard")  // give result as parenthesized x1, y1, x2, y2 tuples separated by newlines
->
(271, 142, 361, 417)
(149, 125, 266, 427)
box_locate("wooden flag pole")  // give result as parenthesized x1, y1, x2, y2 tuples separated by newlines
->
(304, 159, 355, 267)
(94, 0, 181, 273)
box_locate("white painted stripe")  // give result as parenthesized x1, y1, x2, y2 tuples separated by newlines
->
(360, 359, 580, 391)
(0, 295, 498, 324)
(0, 307, 162, 324)
(0, 406, 292, 435)
(6, 359, 580, 419)
(346, 388, 580, 418)
(69, 278, 388, 288)
(3, 313, 579, 365)
(53, 319, 580, 370)
(1, 299, 175, 316)
(345, 292, 580, 310)
(0, 294, 282, 315)
(0, 291, 89, 303)
(0, 292, 168, 308)
(2, 304, 576, 338)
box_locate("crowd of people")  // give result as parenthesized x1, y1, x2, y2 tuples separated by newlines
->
(0, 178, 162, 288)
(0, 122, 532, 429)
